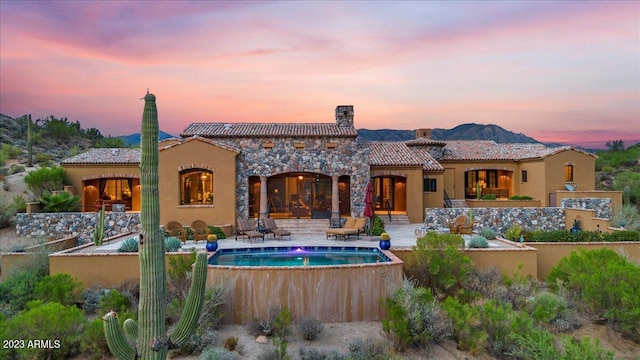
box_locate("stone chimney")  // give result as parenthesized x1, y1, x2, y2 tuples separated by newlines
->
(416, 128, 432, 139)
(335, 105, 354, 127)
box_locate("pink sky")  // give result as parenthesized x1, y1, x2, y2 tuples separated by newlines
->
(1, 1, 638, 149)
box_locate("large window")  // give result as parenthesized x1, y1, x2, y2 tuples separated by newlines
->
(100, 179, 132, 201)
(180, 169, 213, 205)
(565, 165, 574, 183)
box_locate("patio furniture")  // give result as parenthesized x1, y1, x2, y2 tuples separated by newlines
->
(166, 221, 188, 243)
(263, 217, 291, 240)
(190, 220, 210, 244)
(448, 216, 473, 235)
(325, 217, 367, 240)
(235, 218, 265, 242)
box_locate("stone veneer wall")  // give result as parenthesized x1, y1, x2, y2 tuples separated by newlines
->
(561, 197, 612, 219)
(16, 212, 141, 244)
(219, 136, 370, 217)
(423, 207, 566, 235)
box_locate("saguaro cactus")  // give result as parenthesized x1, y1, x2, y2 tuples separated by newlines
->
(93, 204, 106, 246)
(27, 114, 33, 167)
(103, 92, 208, 360)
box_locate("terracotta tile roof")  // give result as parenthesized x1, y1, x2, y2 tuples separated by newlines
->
(159, 135, 241, 153)
(180, 122, 357, 138)
(61, 148, 140, 165)
(405, 137, 447, 147)
(409, 147, 446, 171)
(439, 140, 584, 161)
(367, 142, 428, 168)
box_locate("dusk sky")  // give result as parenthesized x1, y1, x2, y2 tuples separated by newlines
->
(1, 1, 638, 149)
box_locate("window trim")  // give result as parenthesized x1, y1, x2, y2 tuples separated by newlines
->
(179, 168, 214, 205)
(423, 178, 437, 192)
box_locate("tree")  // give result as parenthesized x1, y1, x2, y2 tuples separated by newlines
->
(605, 140, 624, 151)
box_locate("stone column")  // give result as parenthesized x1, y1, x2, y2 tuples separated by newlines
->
(259, 176, 268, 221)
(331, 175, 340, 227)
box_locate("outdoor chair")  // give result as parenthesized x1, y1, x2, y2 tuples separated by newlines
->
(190, 220, 210, 244)
(448, 216, 473, 235)
(165, 221, 188, 243)
(325, 217, 367, 240)
(263, 217, 291, 240)
(235, 218, 265, 243)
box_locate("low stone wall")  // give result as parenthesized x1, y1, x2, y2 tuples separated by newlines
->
(561, 197, 612, 219)
(423, 207, 565, 235)
(16, 212, 141, 244)
(467, 199, 541, 208)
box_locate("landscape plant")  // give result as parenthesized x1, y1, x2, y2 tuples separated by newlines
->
(297, 316, 324, 340)
(102, 92, 208, 359)
(93, 204, 106, 245)
(441, 297, 487, 355)
(478, 227, 496, 239)
(199, 347, 241, 360)
(504, 224, 523, 241)
(34, 273, 82, 306)
(0, 193, 15, 229)
(40, 190, 81, 212)
(165, 236, 183, 252)
(118, 237, 139, 252)
(610, 203, 640, 230)
(467, 234, 489, 248)
(23, 165, 66, 198)
(371, 214, 385, 236)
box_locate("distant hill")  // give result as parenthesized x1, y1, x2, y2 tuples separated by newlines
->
(118, 131, 176, 146)
(357, 123, 542, 144)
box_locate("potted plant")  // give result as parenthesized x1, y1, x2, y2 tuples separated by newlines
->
(206, 233, 218, 252)
(379, 232, 391, 250)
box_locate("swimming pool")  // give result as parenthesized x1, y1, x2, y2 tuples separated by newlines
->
(206, 246, 404, 324)
(208, 246, 391, 267)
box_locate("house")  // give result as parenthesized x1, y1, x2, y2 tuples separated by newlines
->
(60, 106, 596, 226)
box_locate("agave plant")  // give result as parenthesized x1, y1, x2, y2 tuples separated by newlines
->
(165, 237, 183, 252)
(478, 227, 496, 240)
(118, 237, 139, 253)
(467, 234, 489, 248)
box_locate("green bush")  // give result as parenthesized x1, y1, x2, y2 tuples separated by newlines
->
(510, 195, 533, 200)
(299, 348, 346, 360)
(529, 229, 638, 242)
(117, 237, 139, 252)
(34, 273, 82, 306)
(478, 227, 496, 240)
(80, 318, 111, 359)
(0, 194, 15, 229)
(4, 300, 86, 359)
(168, 249, 197, 300)
(298, 316, 324, 341)
(199, 347, 241, 360)
(371, 214, 385, 236)
(504, 224, 523, 241)
(561, 336, 616, 360)
(404, 231, 472, 297)
(208, 225, 227, 239)
(12, 194, 27, 213)
(441, 297, 487, 355)
(0, 267, 48, 315)
(273, 305, 292, 340)
(527, 293, 577, 332)
(508, 326, 560, 359)
(548, 248, 640, 341)
(611, 204, 640, 230)
(480, 300, 536, 357)
(381, 278, 453, 351)
(347, 338, 395, 360)
(481, 194, 497, 200)
(614, 171, 640, 205)
(468, 234, 489, 248)
(1, 143, 22, 159)
(23, 165, 66, 198)
(99, 289, 131, 315)
(40, 190, 81, 212)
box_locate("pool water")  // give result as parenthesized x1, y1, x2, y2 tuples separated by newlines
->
(208, 246, 391, 267)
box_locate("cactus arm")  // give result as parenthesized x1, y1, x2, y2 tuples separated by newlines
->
(94, 204, 106, 245)
(168, 252, 208, 348)
(123, 318, 138, 343)
(103, 311, 137, 360)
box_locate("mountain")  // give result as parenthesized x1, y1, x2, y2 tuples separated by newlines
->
(357, 123, 541, 144)
(118, 131, 176, 146)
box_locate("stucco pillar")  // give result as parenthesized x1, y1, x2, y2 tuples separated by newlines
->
(331, 175, 340, 227)
(259, 176, 268, 220)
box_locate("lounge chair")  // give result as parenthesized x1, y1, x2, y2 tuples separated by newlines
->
(166, 221, 188, 243)
(235, 218, 265, 242)
(448, 216, 473, 235)
(263, 217, 291, 240)
(326, 217, 367, 240)
(190, 220, 210, 243)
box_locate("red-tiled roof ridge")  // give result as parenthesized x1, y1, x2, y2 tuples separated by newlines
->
(159, 135, 240, 153)
(180, 122, 357, 138)
(60, 148, 141, 165)
(367, 141, 444, 171)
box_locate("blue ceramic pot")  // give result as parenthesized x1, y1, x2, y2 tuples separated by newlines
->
(206, 241, 218, 252)
(379, 239, 391, 250)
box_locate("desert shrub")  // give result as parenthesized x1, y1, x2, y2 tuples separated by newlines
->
(165, 236, 183, 252)
(614, 170, 640, 205)
(347, 338, 396, 360)
(299, 348, 346, 360)
(510, 195, 533, 200)
(1, 143, 22, 158)
(248, 314, 275, 337)
(99, 288, 131, 315)
(548, 248, 640, 341)
(40, 190, 81, 212)
(381, 278, 453, 351)
(466, 266, 504, 300)
(441, 297, 487, 355)
(209, 225, 227, 239)
(508, 326, 560, 359)
(82, 286, 105, 314)
(561, 336, 616, 360)
(404, 231, 472, 297)
(168, 249, 197, 300)
(527, 292, 578, 332)
(0, 194, 15, 229)
(9, 164, 25, 175)
(481, 194, 497, 200)
(504, 224, 523, 241)
(248, 306, 292, 339)
(23, 165, 66, 198)
(257, 338, 290, 360)
(273, 306, 292, 339)
(114, 279, 140, 310)
(12, 194, 27, 213)
(80, 318, 111, 359)
(611, 203, 640, 230)
(478, 227, 496, 240)
(118, 236, 139, 252)
(168, 328, 217, 358)
(371, 214, 385, 236)
(603, 229, 640, 241)
(468, 234, 489, 248)
(0, 267, 48, 315)
(199, 347, 241, 360)
(224, 336, 239, 351)
(36, 153, 55, 167)
(198, 283, 230, 330)
(480, 300, 537, 357)
(34, 273, 82, 305)
(4, 300, 86, 359)
(298, 316, 324, 340)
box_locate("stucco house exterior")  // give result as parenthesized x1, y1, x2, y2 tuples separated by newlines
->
(60, 105, 596, 227)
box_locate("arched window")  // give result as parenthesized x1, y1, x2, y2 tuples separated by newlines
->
(180, 169, 213, 205)
(564, 164, 574, 183)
